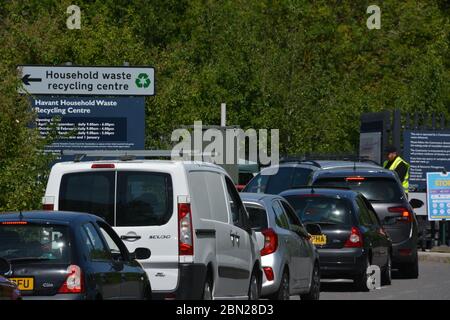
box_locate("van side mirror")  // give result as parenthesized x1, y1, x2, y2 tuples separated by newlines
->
(0, 257, 11, 276)
(305, 224, 322, 236)
(409, 198, 424, 209)
(132, 247, 151, 260)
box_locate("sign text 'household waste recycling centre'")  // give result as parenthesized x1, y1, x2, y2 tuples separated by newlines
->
(18, 65, 155, 96)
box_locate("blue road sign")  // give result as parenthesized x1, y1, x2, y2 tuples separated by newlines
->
(31, 96, 145, 161)
(426, 172, 450, 221)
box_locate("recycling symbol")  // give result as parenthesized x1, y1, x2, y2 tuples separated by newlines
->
(135, 73, 151, 88)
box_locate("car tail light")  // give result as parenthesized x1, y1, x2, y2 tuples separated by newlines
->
(58, 265, 83, 294)
(399, 249, 412, 256)
(178, 198, 193, 256)
(42, 196, 55, 211)
(263, 267, 274, 281)
(91, 164, 115, 169)
(260, 228, 278, 256)
(388, 207, 413, 222)
(344, 227, 363, 248)
(1, 221, 27, 225)
(346, 176, 365, 181)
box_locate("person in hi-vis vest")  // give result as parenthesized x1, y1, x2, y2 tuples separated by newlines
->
(383, 145, 410, 193)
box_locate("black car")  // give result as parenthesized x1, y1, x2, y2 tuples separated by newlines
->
(243, 160, 379, 195)
(0, 211, 152, 300)
(310, 167, 424, 278)
(280, 188, 392, 290)
(0, 258, 21, 300)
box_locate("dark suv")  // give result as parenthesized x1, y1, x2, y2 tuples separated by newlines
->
(310, 168, 423, 278)
(243, 160, 379, 195)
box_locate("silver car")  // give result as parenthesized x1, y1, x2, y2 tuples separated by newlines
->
(241, 193, 320, 300)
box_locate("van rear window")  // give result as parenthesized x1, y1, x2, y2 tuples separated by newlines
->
(59, 171, 173, 227)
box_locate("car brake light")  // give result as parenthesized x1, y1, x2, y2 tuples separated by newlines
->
(91, 164, 115, 169)
(42, 196, 55, 211)
(1, 221, 28, 225)
(263, 267, 274, 281)
(344, 227, 363, 248)
(346, 176, 365, 181)
(58, 265, 83, 294)
(178, 198, 193, 256)
(388, 207, 413, 222)
(260, 228, 278, 256)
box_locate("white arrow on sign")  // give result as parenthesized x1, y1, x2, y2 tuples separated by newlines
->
(17, 65, 155, 96)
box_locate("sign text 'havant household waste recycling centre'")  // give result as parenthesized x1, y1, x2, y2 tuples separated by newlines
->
(18, 65, 154, 96)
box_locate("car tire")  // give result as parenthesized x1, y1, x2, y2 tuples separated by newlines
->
(202, 276, 213, 300)
(268, 270, 290, 300)
(399, 256, 419, 279)
(354, 257, 370, 292)
(381, 255, 392, 286)
(248, 271, 259, 300)
(300, 262, 320, 300)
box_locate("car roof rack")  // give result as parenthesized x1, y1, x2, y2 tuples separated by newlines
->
(279, 157, 322, 168)
(61, 150, 217, 162)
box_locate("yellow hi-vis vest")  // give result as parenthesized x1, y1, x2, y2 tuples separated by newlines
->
(383, 156, 410, 193)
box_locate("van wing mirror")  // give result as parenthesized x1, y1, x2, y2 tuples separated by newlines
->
(305, 223, 322, 236)
(0, 257, 11, 276)
(131, 247, 151, 260)
(409, 198, 424, 209)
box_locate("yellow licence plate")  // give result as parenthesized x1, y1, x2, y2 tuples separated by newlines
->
(9, 277, 34, 291)
(311, 234, 327, 246)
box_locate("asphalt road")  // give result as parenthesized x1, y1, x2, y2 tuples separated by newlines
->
(292, 261, 450, 300)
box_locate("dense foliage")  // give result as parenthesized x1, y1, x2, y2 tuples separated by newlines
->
(0, 0, 449, 209)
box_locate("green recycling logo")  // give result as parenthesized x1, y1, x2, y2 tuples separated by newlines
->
(135, 73, 151, 88)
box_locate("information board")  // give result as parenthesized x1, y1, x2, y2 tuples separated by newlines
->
(426, 172, 450, 221)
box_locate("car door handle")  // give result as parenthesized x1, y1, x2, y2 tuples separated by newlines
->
(121, 274, 127, 282)
(100, 273, 107, 283)
(121, 235, 141, 241)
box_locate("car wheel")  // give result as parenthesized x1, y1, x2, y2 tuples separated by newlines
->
(300, 263, 320, 300)
(269, 270, 290, 300)
(248, 272, 259, 300)
(381, 255, 392, 286)
(354, 257, 370, 292)
(399, 257, 419, 279)
(202, 276, 213, 300)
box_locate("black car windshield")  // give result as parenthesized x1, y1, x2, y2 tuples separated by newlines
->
(0, 224, 70, 263)
(313, 177, 404, 202)
(284, 195, 353, 226)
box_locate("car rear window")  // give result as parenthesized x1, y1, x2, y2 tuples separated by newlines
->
(313, 177, 404, 203)
(59, 171, 173, 227)
(243, 167, 313, 194)
(0, 224, 70, 263)
(283, 195, 353, 226)
(245, 204, 268, 230)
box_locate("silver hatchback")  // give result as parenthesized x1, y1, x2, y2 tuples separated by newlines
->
(241, 193, 320, 300)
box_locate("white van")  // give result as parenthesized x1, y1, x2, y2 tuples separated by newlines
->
(44, 159, 262, 299)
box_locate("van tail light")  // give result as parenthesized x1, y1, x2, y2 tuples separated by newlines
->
(42, 196, 55, 211)
(388, 207, 413, 222)
(260, 228, 278, 256)
(178, 198, 193, 256)
(58, 265, 83, 294)
(91, 164, 115, 169)
(344, 227, 363, 248)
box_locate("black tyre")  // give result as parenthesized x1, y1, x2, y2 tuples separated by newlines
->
(248, 272, 259, 300)
(399, 257, 419, 279)
(202, 276, 213, 300)
(300, 263, 320, 300)
(381, 255, 392, 286)
(354, 257, 370, 292)
(268, 270, 290, 300)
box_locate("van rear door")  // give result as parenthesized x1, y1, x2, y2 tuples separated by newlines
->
(58, 170, 179, 293)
